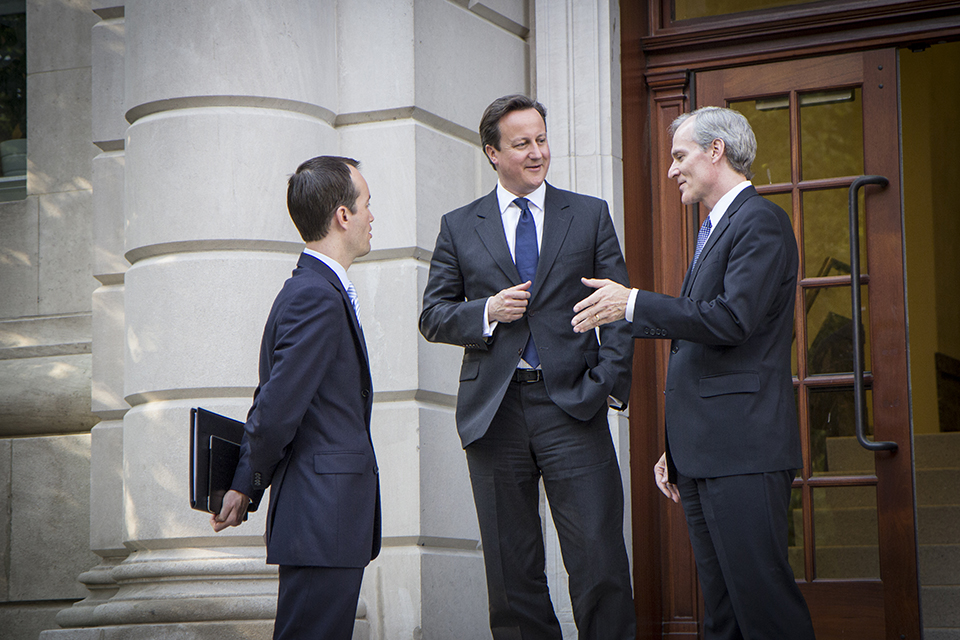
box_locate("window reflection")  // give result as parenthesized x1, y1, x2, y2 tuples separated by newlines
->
(805, 285, 871, 375)
(801, 87, 863, 181)
(730, 98, 790, 185)
(808, 387, 876, 476)
(0, 5, 24, 202)
(812, 486, 880, 579)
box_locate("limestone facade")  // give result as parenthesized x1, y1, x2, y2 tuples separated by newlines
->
(0, 1, 628, 638)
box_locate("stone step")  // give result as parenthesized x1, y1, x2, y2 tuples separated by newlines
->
(804, 468, 958, 508)
(923, 585, 960, 628)
(920, 545, 960, 586)
(822, 436, 875, 474)
(915, 433, 960, 469)
(824, 432, 960, 474)
(792, 505, 960, 546)
(918, 468, 960, 506)
(788, 545, 879, 580)
(787, 543, 960, 584)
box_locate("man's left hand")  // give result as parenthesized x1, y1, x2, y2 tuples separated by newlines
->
(572, 278, 631, 333)
(210, 490, 251, 532)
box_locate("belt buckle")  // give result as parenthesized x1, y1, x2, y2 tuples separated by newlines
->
(514, 369, 542, 384)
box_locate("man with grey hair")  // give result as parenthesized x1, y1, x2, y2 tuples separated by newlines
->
(570, 106, 816, 639)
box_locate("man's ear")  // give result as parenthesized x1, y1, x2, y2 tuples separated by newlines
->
(333, 205, 351, 231)
(485, 144, 498, 168)
(710, 138, 726, 164)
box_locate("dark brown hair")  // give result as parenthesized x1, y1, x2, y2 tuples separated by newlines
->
(286, 156, 360, 242)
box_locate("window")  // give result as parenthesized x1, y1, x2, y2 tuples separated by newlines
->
(0, 1, 25, 202)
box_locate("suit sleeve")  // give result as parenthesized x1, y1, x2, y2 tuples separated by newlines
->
(632, 205, 790, 346)
(231, 284, 343, 499)
(589, 201, 635, 405)
(419, 214, 489, 350)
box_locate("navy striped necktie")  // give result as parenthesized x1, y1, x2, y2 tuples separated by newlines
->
(692, 217, 712, 268)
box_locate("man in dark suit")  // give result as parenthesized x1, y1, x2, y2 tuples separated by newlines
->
(212, 156, 380, 640)
(420, 94, 636, 639)
(571, 107, 816, 639)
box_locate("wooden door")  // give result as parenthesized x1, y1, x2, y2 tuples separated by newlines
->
(695, 50, 920, 639)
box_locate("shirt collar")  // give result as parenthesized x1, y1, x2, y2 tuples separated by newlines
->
(303, 247, 352, 293)
(496, 181, 547, 215)
(708, 181, 752, 227)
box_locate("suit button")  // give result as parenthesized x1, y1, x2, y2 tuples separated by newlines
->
(671, 345, 679, 354)
(361, 389, 370, 398)
(518, 348, 523, 356)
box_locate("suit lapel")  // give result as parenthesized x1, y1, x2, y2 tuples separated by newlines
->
(531, 184, 573, 300)
(475, 190, 523, 284)
(297, 253, 371, 377)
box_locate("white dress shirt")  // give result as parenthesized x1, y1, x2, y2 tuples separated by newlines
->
(482, 181, 547, 337)
(303, 248, 359, 322)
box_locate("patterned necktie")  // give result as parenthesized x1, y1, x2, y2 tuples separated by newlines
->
(346, 281, 361, 326)
(513, 197, 540, 368)
(692, 217, 712, 268)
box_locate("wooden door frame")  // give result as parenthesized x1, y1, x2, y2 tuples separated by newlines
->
(620, 2, 960, 638)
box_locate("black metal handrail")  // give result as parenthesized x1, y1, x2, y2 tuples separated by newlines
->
(849, 175, 897, 452)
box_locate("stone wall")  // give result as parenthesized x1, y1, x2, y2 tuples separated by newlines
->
(0, 1, 100, 639)
(1, 1, 629, 639)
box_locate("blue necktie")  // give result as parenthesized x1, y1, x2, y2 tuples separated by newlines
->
(692, 217, 712, 268)
(513, 197, 540, 368)
(346, 281, 361, 327)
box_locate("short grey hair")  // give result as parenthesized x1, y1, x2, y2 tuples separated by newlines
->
(671, 107, 757, 180)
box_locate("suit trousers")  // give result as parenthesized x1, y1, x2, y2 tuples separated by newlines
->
(274, 565, 364, 640)
(465, 379, 636, 640)
(677, 470, 816, 640)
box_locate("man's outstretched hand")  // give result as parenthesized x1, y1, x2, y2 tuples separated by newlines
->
(571, 278, 631, 333)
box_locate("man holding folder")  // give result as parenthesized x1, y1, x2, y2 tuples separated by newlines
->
(212, 156, 381, 640)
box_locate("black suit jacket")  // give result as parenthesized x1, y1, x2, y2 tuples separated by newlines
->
(632, 186, 801, 480)
(420, 183, 634, 447)
(232, 253, 381, 567)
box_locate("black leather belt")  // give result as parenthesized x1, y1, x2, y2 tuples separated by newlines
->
(512, 369, 543, 384)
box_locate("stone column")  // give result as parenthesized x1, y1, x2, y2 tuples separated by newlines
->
(45, 0, 541, 638)
(46, 1, 335, 637)
(338, 1, 529, 637)
(535, 1, 632, 636)
(51, 3, 130, 629)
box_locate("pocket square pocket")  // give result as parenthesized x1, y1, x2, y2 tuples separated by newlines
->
(698, 371, 760, 397)
(314, 452, 367, 474)
(459, 359, 479, 381)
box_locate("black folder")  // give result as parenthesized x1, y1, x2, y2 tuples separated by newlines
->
(189, 407, 260, 516)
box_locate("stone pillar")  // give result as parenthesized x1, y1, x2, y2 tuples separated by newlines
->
(45, 1, 333, 637)
(1, 1, 99, 639)
(50, 2, 129, 629)
(339, 1, 528, 637)
(44, 0, 542, 638)
(535, 1, 632, 636)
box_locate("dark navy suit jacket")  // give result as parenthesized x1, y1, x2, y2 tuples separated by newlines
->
(420, 183, 634, 447)
(232, 253, 381, 567)
(631, 186, 801, 481)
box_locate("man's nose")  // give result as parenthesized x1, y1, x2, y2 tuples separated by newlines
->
(667, 163, 679, 178)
